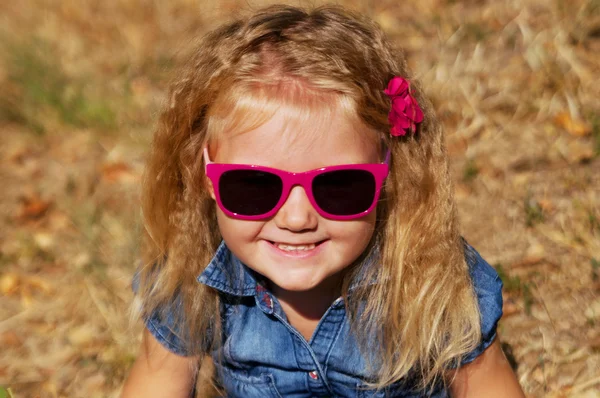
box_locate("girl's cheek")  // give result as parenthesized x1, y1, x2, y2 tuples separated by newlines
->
(332, 216, 376, 239)
(324, 220, 376, 257)
(215, 209, 266, 241)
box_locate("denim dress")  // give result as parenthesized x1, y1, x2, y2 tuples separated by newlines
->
(143, 242, 503, 397)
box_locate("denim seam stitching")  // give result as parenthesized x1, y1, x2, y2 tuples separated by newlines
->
(146, 318, 188, 356)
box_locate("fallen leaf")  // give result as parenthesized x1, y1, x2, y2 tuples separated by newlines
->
(7, 146, 37, 165)
(554, 112, 592, 137)
(101, 162, 138, 183)
(0, 331, 22, 347)
(589, 335, 600, 351)
(0, 273, 19, 295)
(17, 195, 52, 221)
(537, 199, 554, 212)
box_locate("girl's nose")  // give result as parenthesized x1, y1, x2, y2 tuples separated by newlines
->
(274, 186, 318, 231)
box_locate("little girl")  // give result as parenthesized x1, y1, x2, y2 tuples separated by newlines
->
(122, 5, 525, 397)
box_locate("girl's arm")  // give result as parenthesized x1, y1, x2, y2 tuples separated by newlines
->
(121, 329, 198, 398)
(449, 339, 525, 398)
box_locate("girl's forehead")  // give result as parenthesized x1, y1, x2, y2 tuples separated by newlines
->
(206, 78, 382, 167)
(213, 109, 381, 169)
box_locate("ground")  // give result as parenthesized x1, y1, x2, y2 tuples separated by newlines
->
(0, 0, 599, 397)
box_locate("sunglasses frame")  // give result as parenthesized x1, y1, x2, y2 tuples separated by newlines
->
(204, 148, 390, 221)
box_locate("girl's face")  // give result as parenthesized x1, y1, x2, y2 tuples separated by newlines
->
(208, 107, 380, 297)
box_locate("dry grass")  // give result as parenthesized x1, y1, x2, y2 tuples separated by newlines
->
(0, 0, 599, 397)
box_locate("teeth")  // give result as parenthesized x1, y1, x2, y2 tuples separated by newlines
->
(274, 243, 316, 251)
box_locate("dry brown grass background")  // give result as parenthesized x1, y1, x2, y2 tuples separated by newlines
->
(0, 0, 599, 397)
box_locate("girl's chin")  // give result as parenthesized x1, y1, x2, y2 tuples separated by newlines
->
(265, 267, 345, 295)
(267, 273, 326, 293)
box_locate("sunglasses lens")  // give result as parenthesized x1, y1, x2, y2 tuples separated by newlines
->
(313, 169, 376, 216)
(219, 170, 282, 216)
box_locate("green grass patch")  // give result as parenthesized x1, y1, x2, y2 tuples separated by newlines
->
(589, 211, 600, 232)
(1, 37, 117, 133)
(592, 258, 600, 282)
(524, 194, 545, 227)
(464, 22, 490, 42)
(522, 283, 533, 316)
(462, 158, 479, 182)
(0, 387, 14, 398)
(584, 0, 600, 16)
(591, 114, 600, 157)
(496, 263, 535, 316)
(0, 251, 12, 270)
(496, 263, 523, 293)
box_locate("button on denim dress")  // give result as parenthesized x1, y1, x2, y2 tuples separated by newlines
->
(143, 242, 503, 397)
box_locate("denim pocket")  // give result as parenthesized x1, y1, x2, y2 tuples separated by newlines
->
(217, 365, 282, 398)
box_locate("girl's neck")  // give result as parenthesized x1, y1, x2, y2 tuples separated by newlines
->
(267, 274, 343, 341)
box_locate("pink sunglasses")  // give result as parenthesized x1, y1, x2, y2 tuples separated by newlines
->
(204, 148, 390, 221)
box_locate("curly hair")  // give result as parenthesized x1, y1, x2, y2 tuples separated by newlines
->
(134, 4, 481, 391)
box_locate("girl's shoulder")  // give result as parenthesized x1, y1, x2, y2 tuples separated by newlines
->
(461, 239, 504, 365)
(132, 267, 209, 357)
(131, 242, 253, 357)
(463, 240, 504, 297)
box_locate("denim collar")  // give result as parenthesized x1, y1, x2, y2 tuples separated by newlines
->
(197, 241, 258, 297)
(197, 241, 380, 297)
(197, 240, 483, 299)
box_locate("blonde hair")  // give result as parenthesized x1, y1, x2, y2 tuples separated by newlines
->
(135, 4, 481, 391)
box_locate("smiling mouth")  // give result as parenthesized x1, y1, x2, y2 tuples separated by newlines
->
(268, 240, 326, 252)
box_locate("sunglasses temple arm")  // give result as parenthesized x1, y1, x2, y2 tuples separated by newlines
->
(203, 147, 212, 171)
(384, 149, 391, 165)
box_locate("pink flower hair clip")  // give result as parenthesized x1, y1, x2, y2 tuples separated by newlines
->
(384, 76, 424, 136)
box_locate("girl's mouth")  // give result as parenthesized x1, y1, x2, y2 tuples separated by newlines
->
(267, 240, 327, 255)
(273, 242, 315, 251)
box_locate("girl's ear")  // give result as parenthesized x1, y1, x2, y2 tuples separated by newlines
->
(202, 147, 217, 200)
(204, 177, 216, 200)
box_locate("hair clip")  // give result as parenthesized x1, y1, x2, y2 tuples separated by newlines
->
(384, 76, 424, 136)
